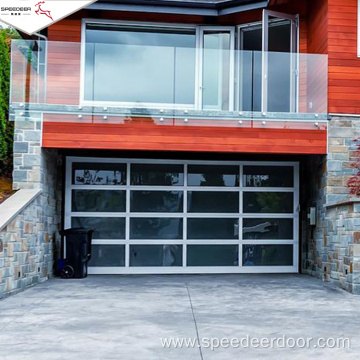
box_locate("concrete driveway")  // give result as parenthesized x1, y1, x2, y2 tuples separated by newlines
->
(0, 274, 359, 360)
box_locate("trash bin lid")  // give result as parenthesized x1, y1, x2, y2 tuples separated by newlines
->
(60, 228, 94, 236)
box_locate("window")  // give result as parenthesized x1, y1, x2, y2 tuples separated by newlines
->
(84, 23, 196, 106)
(82, 19, 298, 112)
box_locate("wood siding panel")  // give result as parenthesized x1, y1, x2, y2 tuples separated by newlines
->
(47, 20, 82, 105)
(42, 122, 327, 155)
(328, 0, 360, 114)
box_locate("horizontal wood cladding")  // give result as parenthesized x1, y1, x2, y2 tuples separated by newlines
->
(328, 0, 360, 114)
(42, 122, 327, 155)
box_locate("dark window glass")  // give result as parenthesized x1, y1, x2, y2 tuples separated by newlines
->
(187, 192, 239, 213)
(243, 192, 293, 213)
(72, 190, 126, 212)
(243, 166, 294, 187)
(71, 217, 125, 239)
(85, 25, 196, 104)
(89, 245, 125, 267)
(243, 245, 293, 266)
(130, 191, 183, 213)
(130, 245, 182, 267)
(187, 165, 239, 187)
(243, 218, 293, 240)
(131, 164, 184, 186)
(72, 162, 126, 185)
(187, 218, 238, 240)
(187, 245, 238, 266)
(130, 218, 183, 239)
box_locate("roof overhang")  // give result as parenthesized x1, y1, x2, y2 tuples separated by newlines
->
(86, 0, 270, 16)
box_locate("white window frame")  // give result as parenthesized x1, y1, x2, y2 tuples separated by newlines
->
(262, 10, 299, 114)
(80, 19, 199, 110)
(198, 26, 235, 111)
(65, 156, 300, 275)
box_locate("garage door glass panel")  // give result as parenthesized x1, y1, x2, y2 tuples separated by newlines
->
(187, 245, 238, 266)
(131, 164, 184, 186)
(243, 166, 294, 187)
(130, 218, 183, 239)
(188, 191, 239, 213)
(243, 245, 293, 266)
(130, 245, 183, 267)
(243, 218, 293, 240)
(130, 191, 183, 213)
(71, 217, 126, 239)
(72, 190, 126, 212)
(187, 165, 239, 187)
(187, 218, 239, 239)
(89, 245, 125, 267)
(72, 162, 127, 185)
(243, 192, 293, 213)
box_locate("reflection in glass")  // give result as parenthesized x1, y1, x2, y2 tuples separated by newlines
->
(130, 218, 183, 239)
(267, 22, 292, 112)
(130, 245, 182, 267)
(130, 191, 183, 213)
(72, 190, 126, 212)
(188, 165, 239, 187)
(188, 191, 239, 213)
(131, 164, 184, 186)
(187, 245, 238, 266)
(89, 245, 125, 267)
(71, 217, 125, 239)
(85, 25, 196, 104)
(243, 166, 294, 187)
(243, 192, 293, 213)
(243, 245, 293, 266)
(243, 218, 293, 240)
(72, 162, 126, 185)
(187, 218, 238, 239)
(239, 51, 262, 112)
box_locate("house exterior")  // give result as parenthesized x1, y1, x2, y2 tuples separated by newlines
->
(2, 0, 360, 296)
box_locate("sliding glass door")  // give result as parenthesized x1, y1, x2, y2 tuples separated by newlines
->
(237, 10, 298, 113)
(198, 27, 235, 111)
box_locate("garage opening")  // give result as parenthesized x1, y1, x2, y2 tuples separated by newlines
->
(65, 157, 299, 274)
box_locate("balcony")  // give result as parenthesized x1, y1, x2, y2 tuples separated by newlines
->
(10, 39, 328, 154)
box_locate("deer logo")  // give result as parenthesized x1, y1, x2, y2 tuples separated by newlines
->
(35, 1, 53, 21)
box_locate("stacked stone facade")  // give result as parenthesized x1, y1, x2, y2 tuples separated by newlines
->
(302, 116, 360, 294)
(0, 113, 62, 298)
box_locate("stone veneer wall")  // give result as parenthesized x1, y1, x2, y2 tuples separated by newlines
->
(303, 116, 360, 294)
(0, 113, 62, 298)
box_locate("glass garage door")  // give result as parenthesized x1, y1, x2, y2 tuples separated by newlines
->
(65, 158, 299, 274)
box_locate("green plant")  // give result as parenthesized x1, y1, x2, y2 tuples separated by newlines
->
(0, 27, 20, 177)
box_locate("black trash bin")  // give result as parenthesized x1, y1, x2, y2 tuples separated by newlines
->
(59, 228, 93, 279)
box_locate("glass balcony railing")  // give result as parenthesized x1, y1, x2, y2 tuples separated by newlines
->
(10, 39, 328, 128)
